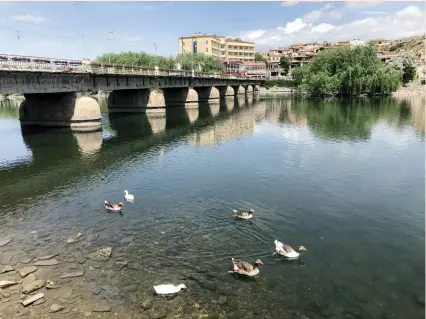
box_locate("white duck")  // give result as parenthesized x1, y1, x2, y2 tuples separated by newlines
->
(273, 239, 307, 258)
(228, 257, 263, 277)
(153, 284, 186, 295)
(233, 209, 254, 220)
(124, 190, 134, 202)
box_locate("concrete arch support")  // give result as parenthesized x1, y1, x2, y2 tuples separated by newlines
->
(217, 86, 234, 98)
(19, 92, 101, 131)
(108, 89, 166, 113)
(164, 88, 199, 108)
(245, 85, 254, 95)
(196, 86, 220, 102)
(233, 85, 246, 95)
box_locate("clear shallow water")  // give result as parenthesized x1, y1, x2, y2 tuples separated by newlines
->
(0, 95, 424, 319)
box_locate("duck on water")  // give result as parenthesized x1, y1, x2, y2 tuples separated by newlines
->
(228, 258, 264, 277)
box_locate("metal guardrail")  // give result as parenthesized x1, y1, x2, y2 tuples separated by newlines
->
(0, 59, 260, 80)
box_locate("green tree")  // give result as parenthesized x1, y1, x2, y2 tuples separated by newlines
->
(293, 46, 402, 96)
(387, 52, 418, 84)
(255, 53, 268, 66)
(279, 55, 291, 75)
(95, 51, 224, 72)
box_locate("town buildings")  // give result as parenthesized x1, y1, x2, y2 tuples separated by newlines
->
(178, 33, 256, 63)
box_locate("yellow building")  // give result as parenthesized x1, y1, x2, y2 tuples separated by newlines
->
(178, 33, 256, 62)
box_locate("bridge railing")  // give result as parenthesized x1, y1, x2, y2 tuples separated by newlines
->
(0, 59, 260, 80)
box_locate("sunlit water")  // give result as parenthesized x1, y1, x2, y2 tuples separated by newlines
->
(0, 95, 424, 319)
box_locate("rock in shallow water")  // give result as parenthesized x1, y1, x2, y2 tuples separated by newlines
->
(92, 287, 101, 295)
(50, 304, 64, 313)
(0, 236, 12, 247)
(60, 270, 85, 279)
(38, 253, 59, 261)
(22, 279, 45, 294)
(18, 266, 38, 278)
(92, 306, 111, 312)
(0, 265, 14, 274)
(0, 280, 18, 288)
(34, 259, 59, 266)
(141, 298, 153, 310)
(21, 292, 44, 306)
(88, 247, 112, 262)
(66, 233, 83, 244)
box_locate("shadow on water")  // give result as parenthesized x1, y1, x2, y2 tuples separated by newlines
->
(0, 97, 257, 210)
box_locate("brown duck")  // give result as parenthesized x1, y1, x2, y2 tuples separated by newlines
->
(228, 257, 263, 277)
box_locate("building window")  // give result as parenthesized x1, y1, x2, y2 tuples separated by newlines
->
(205, 47, 208, 53)
(206, 40, 208, 45)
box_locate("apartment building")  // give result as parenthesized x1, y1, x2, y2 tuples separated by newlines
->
(178, 33, 256, 62)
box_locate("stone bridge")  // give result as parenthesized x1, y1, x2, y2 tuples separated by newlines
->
(0, 64, 263, 131)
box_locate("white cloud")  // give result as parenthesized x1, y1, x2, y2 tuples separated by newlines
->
(239, 29, 266, 42)
(278, 18, 307, 34)
(281, 1, 298, 7)
(395, 5, 423, 19)
(233, 5, 426, 49)
(311, 23, 335, 34)
(13, 15, 45, 23)
(302, 3, 344, 23)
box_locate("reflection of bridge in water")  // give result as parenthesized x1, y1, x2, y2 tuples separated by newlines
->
(0, 95, 261, 208)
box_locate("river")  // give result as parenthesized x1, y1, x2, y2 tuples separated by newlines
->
(0, 95, 424, 319)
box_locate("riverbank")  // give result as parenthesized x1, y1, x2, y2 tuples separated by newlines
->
(392, 83, 425, 97)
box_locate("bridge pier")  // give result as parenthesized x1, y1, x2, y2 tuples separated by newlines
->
(217, 86, 235, 99)
(195, 87, 220, 102)
(108, 89, 166, 113)
(163, 88, 198, 108)
(232, 85, 246, 95)
(245, 85, 254, 95)
(19, 92, 102, 131)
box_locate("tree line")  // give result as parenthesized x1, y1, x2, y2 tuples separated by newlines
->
(95, 52, 224, 73)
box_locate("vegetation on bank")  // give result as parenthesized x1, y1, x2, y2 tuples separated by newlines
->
(96, 52, 224, 72)
(263, 79, 296, 89)
(292, 46, 403, 96)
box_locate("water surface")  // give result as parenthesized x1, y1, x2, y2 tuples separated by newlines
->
(0, 95, 424, 319)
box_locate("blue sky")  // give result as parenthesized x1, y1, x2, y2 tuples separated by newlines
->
(0, 1, 424, 59)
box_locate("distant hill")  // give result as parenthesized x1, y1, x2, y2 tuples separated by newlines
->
(370, 34, 425, 57)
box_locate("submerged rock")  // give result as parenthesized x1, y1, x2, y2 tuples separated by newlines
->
(60, 270, 85, 279)
(22, 274, 37, 286)
(0, 265, 14, 274)
(0, 236, 12, 247)
(66, 233, 83, 244)
(87, 232, 99, 242)
(38, 253, 60, 261)
(18, 266, 38, 278)
(46, 280, 61, 289)
(0, 280, 18, 288)
(88, 247, 112, 262)
(34, 259, 59, 266)
(92, 306, 111, 312)
(50, 304, 64, 313)
(141, 298, 153, 310)
(21, 292, 44, 306)
(150, 308, 168, 319)
(92, 287, 101, 295)
(22, 279, 45, 293)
